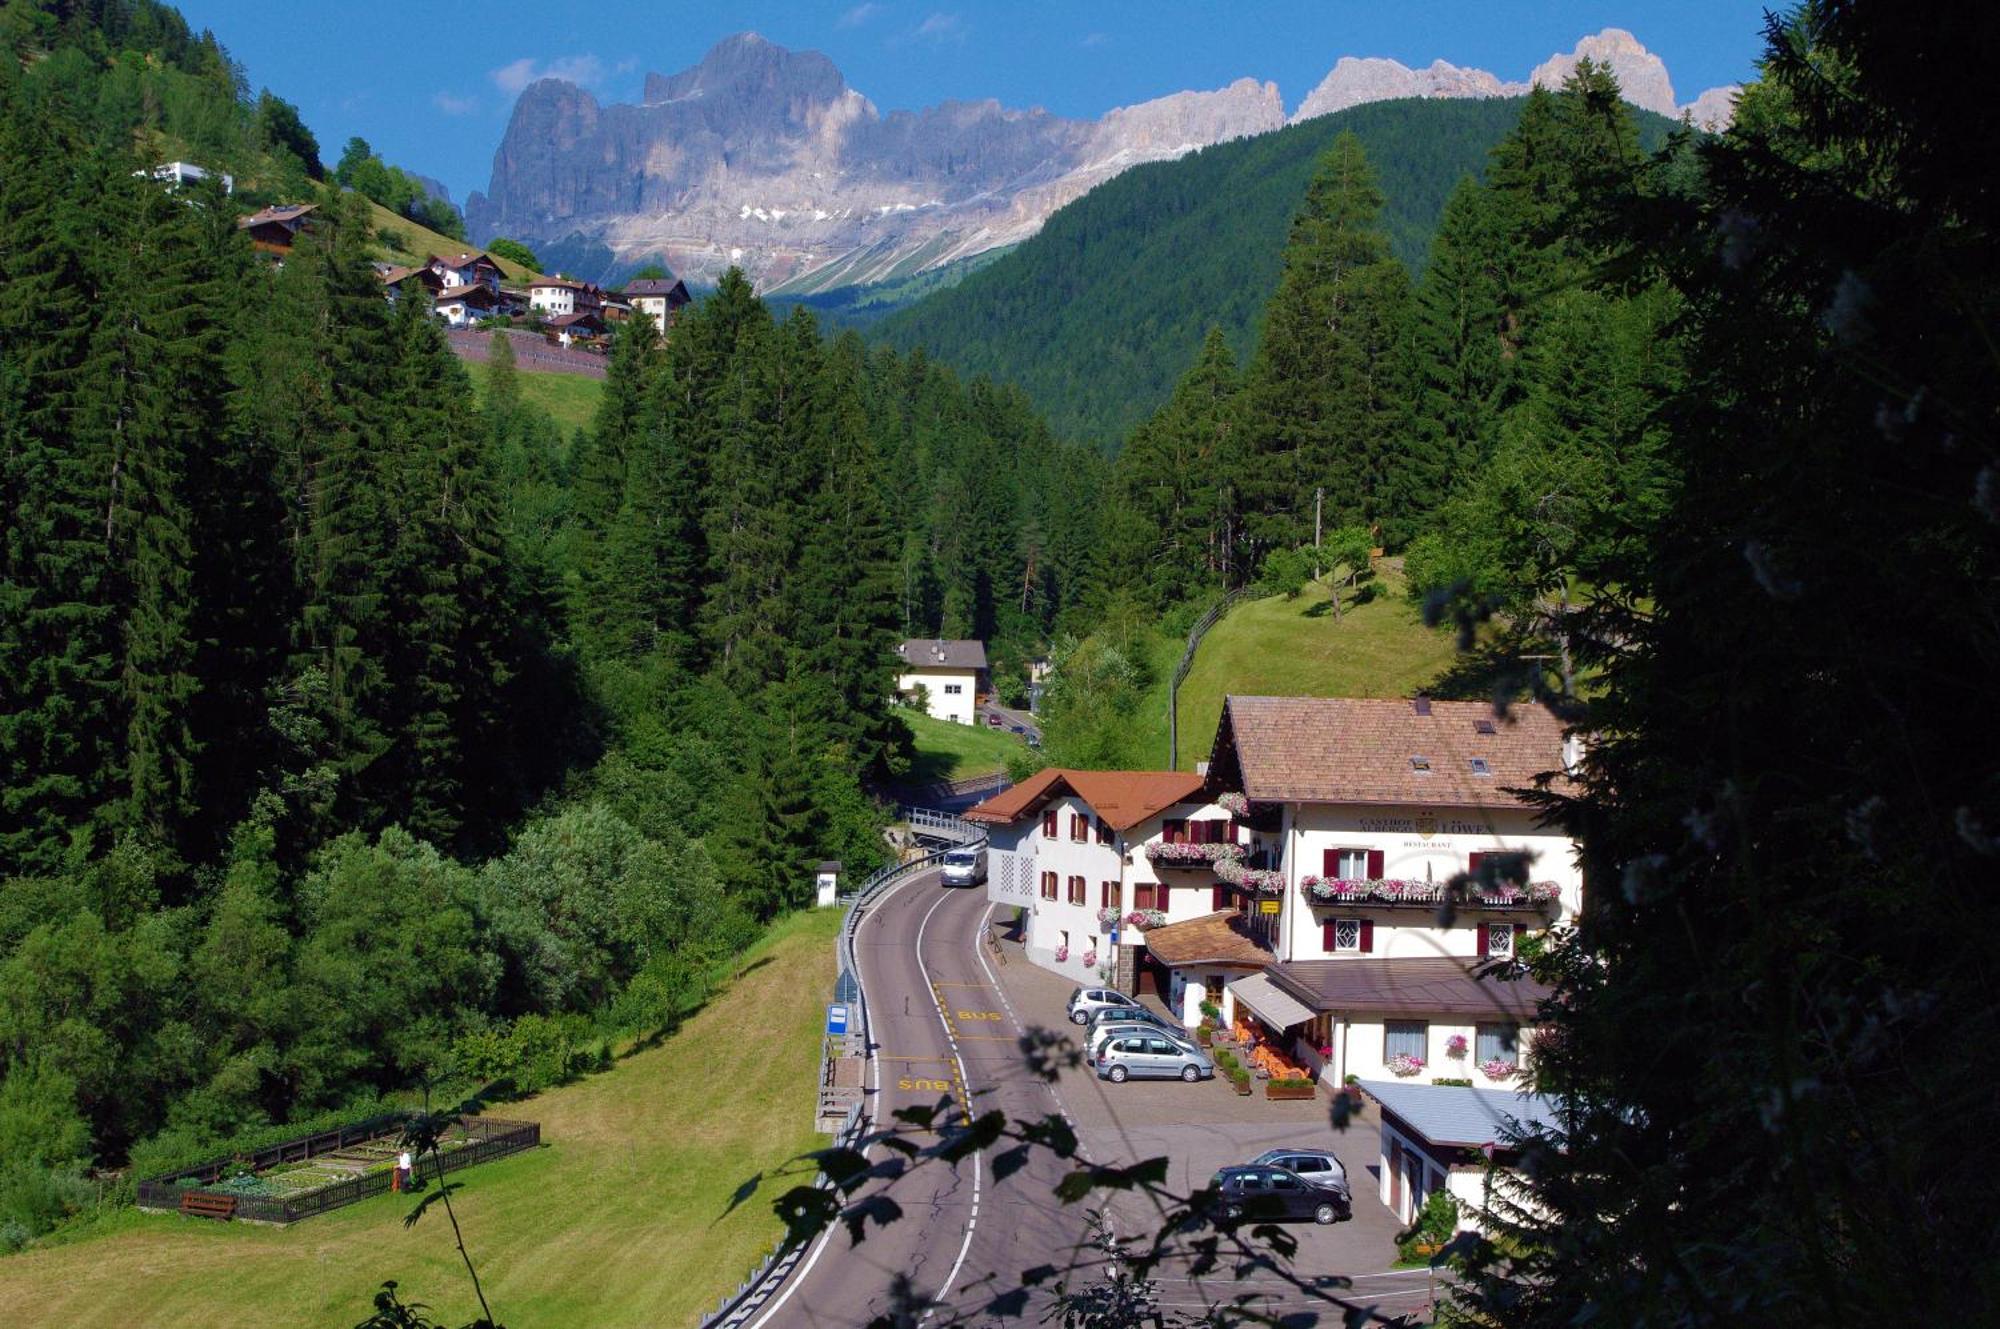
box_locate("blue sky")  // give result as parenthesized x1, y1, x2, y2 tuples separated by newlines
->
(174, 1, 1771, 204)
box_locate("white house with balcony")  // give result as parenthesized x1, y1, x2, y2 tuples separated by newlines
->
(970, 694, 1583, 1097)
(965, 768, 1236, 984)
(895, 638, 987, 725)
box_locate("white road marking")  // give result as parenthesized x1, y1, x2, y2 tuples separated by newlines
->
(915, 886, 981, 1321)
(741, 871, 929, 1329)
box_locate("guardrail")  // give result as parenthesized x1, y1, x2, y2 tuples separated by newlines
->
(697, 1099, 865, 1329)
(703, 808, 990, 1327)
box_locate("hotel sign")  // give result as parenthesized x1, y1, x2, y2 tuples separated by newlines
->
(1356, 812, 1489, 840)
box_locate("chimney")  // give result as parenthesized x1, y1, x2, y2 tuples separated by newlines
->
(1412, 694, 1432, 717)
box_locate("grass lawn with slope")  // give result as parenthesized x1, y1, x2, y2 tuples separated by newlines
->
(0, 908, 843, 1329)
(898, 705, 1027, 782)
(1147, 568, 1462, 771)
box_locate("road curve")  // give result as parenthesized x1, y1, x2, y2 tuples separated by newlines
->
(746, 872, 1084, 1326)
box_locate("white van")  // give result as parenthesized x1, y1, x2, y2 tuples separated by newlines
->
(940, 846, 986, 887)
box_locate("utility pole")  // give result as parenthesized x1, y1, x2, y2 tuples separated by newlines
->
(1313, 487, 1324, 579)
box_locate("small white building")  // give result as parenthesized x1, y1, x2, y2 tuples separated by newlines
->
(965, 768, 1218, 984)
(145, 161, 232, 195)
(427, 252, 505, 295)
(895, 638, 987, 725)
(434, 283, 500, 328)
(623, 277, 691, 336)
(1356, 1078, 1560, 1231)
(529, 277, 608, 320)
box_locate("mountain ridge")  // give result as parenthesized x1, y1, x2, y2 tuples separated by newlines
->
(466, 27, 1733, 290)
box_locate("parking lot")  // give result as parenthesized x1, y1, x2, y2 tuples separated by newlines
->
(984, 917, 1443, 1322)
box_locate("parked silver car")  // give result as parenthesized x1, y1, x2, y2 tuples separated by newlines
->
(1246, 1147, 1351, 1202)
(1086, 1021, 1197, 1068)
(1066, 987, 1142, 1027)
(1084, 1002, 1181, 1036)
(939, 846, 986, 887)
(1096, 1032, 1215, 1083)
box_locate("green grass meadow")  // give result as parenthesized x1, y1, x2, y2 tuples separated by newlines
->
(0, 908, 844, 1329)
(1144, 567, 1463, 771)
(898, 705, 1028, 782)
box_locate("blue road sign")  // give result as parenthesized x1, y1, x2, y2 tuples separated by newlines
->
(826, 1003, 849, 1036)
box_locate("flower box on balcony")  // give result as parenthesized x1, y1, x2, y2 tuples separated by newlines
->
(1145, 842, 1242, 868)
(1213, 855, 1285, 894)
(1123, 909, 1167, 929)
(1301, 876, 1562, 908)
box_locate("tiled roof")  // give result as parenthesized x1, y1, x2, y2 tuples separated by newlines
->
(549, 311, 603, 328)
(432, 251, 498, 270)
(963, 767, 1208, 833)
(436, 283, 498, 304)
(1268, 957, 1551, 1020)
(1142, 911, 1273, 968)
(897, 638, 987, 671)
(237, 203, 316, 228)
(623, 277, 690, 300)
(1213, 696, 1574, 810)
(1356, 1079, 1562, 1149)
(531, 276, 589, 290)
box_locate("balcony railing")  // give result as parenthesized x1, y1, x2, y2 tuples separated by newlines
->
(1301, 876, 1561, 909)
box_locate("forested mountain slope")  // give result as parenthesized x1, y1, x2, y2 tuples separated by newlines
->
(878, 96, 1672, 447)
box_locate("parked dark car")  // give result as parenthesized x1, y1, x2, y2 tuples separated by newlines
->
(1246, 1147, 1351, 1202)
(1208, 1165, 1351, 1225)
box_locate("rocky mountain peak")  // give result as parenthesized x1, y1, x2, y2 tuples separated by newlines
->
(642, 30, 847, 109)
(1530, 27, 1676, 117)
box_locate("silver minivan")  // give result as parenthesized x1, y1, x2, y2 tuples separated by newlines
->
(1086, 1021, 1197, 1069)
(1096, 1033, 1215, 1083)
(939, 847, 986, 887)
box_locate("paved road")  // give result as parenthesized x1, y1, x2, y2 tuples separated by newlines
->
(745, 874, 1081, 1327)
(748, 878, 1438, 1326)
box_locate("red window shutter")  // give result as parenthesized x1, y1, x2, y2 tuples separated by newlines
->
(1042, 810, 1057, 838)
(1101, 881, 1114, 908)
(1477, 922, 1490, 956)
(1165, 818, 1186, 844)
(1323, 919, 1337, 952)
(1323, 848, 1339, 877)
(1468, 852, 1486, 878)
(1224, 819, 1237, 844)
(1366, 849, 1385, 878)
(1135, 883, 1153, 911)
(1514, 922, 1528, 946)
(1360, 920, 1375, 953)
(1153, 882, 1168, 908)
(1212, 884, 1227, 910)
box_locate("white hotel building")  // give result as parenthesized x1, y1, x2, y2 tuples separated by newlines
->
(968, 695, 1582, 1093)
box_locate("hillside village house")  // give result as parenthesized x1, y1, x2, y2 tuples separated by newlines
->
(968, 695, 1580, 1093)
(895, 638, 987, 724)
(528, 276, 609, 320)
(625, 276, 692, 336)
(427, 251, 505, 294)
(236, 202, 319, 258)
(433, 283, 501, 328)
(145, 160, 232, 194)
(377, 262, 445, 304)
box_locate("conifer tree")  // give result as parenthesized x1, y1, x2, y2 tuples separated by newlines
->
(0, 110, 117, 873)
(1237, 132, 1415, 565)
(1113, 326, 1243, 606)
(1409, 176, 1509, 500)
(790, 331, 905, 779)
(570, 314, 660, 540)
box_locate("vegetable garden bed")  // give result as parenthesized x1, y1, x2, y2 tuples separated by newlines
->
(136, 1113, 539, 1225)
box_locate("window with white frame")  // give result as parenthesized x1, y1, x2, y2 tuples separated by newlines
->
(1486, 922, 1515, 958)
(1384, 1021, 1428, 1061)
(1476, 1024, 1519, 1067)
(1333, 848, 1368, 878)
(1331, 918, 1362, 952)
